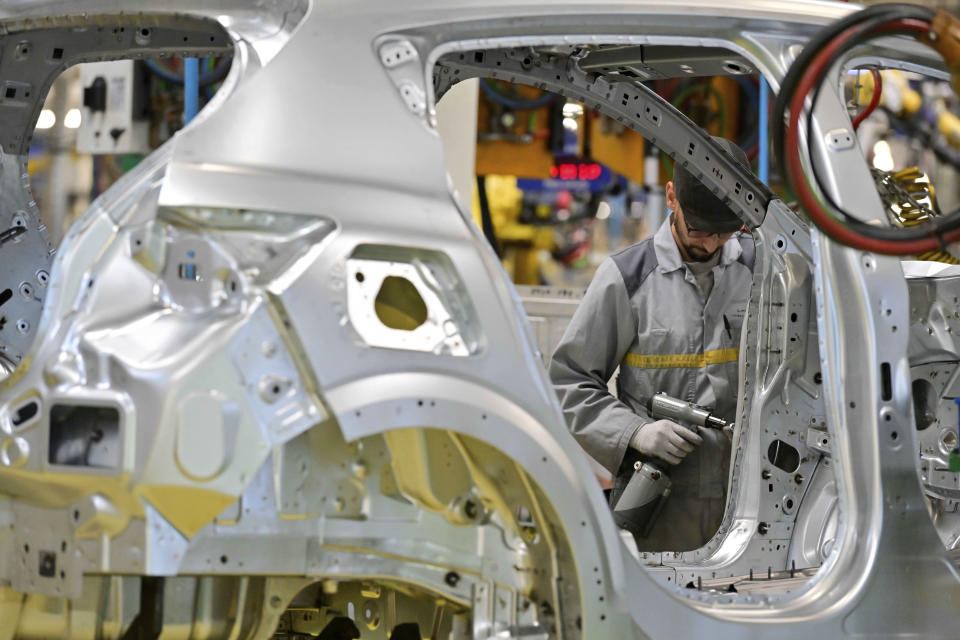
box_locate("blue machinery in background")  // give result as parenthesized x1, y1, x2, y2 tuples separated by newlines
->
(145, 56, 231, 125)
(184, 57, 199, 124)
(759, 76, 769, 185)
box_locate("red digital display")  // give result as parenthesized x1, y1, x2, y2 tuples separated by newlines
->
(549, 162, 603, 181)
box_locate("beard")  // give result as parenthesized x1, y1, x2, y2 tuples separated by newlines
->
(671, 214, 720, 262)
(681, 240, 718, 262)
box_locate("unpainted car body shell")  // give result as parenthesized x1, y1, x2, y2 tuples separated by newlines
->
(0, 0, 957, 638)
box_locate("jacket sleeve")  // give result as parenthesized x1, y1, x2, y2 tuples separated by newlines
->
(548, 258, 650, 474)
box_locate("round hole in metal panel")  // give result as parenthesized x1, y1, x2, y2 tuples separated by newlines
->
(767, 439, 800, 474)
(781, 496, 795, 514)
(723, 60, 750, 74)
(374, 276, 427, 331)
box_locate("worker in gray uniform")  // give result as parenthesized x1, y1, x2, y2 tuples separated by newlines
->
(549, 137, 754, 551)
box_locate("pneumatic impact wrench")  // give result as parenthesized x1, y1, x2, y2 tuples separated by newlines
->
(612, 393, 729, 537)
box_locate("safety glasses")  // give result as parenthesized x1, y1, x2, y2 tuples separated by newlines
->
(684, 220, 735, 240)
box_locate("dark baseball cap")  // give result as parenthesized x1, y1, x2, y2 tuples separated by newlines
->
(673, 136, 751, 233)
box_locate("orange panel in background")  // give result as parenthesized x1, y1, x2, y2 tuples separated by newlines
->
(588, 77, 740, 186)
(587, 113, 645, 184)
(475, 81, 559, 178)
(711, 76, 740, 141)
(656, 76, 743, 184)
(475, 134, 555, 177)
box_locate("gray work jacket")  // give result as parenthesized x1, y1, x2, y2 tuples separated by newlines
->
(549, 217, 754, 550)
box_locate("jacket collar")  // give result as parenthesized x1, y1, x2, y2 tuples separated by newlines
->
(653, 214, 744, 273)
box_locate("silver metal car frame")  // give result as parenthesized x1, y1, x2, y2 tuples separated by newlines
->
(0, 0, 959, 638)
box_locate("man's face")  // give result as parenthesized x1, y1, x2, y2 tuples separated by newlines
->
(665, 180, 735, 262)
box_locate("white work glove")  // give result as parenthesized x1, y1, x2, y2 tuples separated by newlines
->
(629, 419, 703, 465)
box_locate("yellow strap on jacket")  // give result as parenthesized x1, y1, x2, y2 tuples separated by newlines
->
(622, 348, 739, 369)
